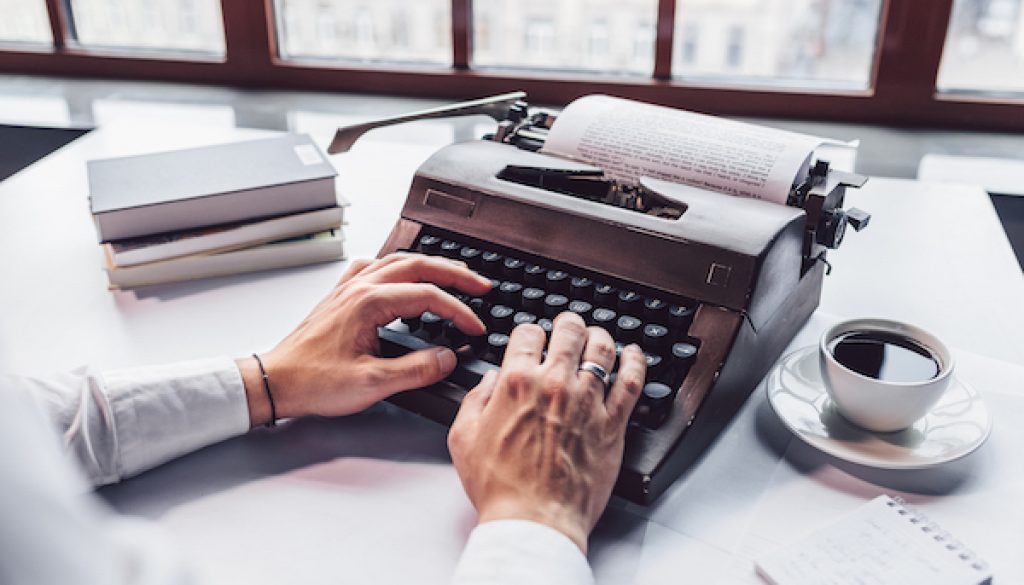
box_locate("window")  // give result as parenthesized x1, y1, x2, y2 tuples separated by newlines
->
(274, 0, 452, 65)
(0, 0, 53, 46)
(1, 0, 1022, 133)
(937, 0, 1024, 95)
(473, 0, 658, 75)
(673, 0, 884, 89)
(68, 0, 226, 54)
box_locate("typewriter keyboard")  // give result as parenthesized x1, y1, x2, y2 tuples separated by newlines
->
(377, 229, 702, 428)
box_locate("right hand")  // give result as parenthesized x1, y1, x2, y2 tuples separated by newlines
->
(447, 312, 647, 553)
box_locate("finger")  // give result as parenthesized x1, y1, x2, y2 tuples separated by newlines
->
(337, 258, 373, 285)
(363, 282, 486, 335)
(543, 312, 588, 378)
(455, 369, 499, 423)
(605, 344, 646, 425)
(501, 324, 546, 372)
(362, 254, 492, 296)
(576, 327, 616, 395)
(368, 346, 458, 396)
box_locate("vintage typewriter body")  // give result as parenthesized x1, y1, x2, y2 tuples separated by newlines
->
(330, 93, 869, 504)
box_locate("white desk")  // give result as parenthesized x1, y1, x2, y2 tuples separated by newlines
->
(1, 119, 1022, 584)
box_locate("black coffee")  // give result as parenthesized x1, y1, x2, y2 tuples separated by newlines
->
(829, 331, 940, 383)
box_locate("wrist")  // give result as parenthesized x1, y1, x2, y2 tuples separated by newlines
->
(237, 357, 273, 428)
(476, 498, 590, 554)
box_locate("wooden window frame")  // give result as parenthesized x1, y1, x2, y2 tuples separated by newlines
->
(0, 0, 1021, 132)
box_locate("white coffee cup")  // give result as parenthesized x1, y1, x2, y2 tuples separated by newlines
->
(819, 318, 955, 433)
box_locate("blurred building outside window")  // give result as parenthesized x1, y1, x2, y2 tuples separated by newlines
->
(938, 0, 1024, 94)
(68, 0, 225, 54)
(0, 0, 53, 46)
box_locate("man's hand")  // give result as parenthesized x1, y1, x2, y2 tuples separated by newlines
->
(447, 312, 647, 553)
(238, 254, 492, 427)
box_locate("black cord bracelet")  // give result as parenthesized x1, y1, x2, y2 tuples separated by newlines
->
(251, 353, 277, 428)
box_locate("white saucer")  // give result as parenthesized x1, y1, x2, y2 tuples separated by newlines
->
(765, 346, 992, 469)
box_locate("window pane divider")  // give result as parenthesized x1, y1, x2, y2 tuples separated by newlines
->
(653, 0, 676, 80)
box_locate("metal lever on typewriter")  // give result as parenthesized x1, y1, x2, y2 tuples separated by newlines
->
(327, 91, 527, 154)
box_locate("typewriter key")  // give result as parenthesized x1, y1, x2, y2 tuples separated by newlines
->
(668, 303, 696, 332)
(498, 281, 524, 304)
(480, 251, 503, 273)
(643, 298, 668, 321)
(486, 333, 510, 362)
(617, 290, 642, 313)
(568, 300, 594, 323)
(642, 324, 670, 352)
(440, 240, 461, 259)
(594, 284, 617, 305)
(615, 315, 643, 343)
(569, 277, 594, 301)
(459, 247, 482, 268)
(418, 234, 441, 254)
(537, 318, 554, 336)
(543, 294, 569, 318)
(545, 270, 570, 294)
(420, 311, 444, 338)
(502, 258, 525, 280)
(513, 312, 538, 326)
(524, 264, 547, 286)
(443, 321, 467, 348)
(489, 305, 515, 332)
(592, 308, 618, 330)
(521, 287, 546, 311)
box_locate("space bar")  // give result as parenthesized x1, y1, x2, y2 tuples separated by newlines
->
(377, 327, 499, 390)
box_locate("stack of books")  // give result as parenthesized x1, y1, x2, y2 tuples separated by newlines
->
(88, 134, 346, 289)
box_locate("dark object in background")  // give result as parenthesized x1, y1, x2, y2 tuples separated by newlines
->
(0, 125, 90, 182)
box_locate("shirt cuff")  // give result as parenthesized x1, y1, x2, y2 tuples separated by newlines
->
(102, 357, 250, 480)
(452, 520, 594, 585)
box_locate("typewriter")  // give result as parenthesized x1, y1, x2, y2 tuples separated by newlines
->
(329, 92, 869, 504)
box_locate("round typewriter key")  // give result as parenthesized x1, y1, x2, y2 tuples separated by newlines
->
(569, 277, 594, 301)
(639, 382, 674, 424)
(459, 247, 482, 268)
(642, 324, 670, 352)
(545, 270, 570, 294)
(645, 353, 665, 377)
(488, 305, 515, 332)
(468, 297, 488, 318)
(502, 258, 525, 280)
(524, 264, 547, 286)
(543, 294, 569, 318)
(440, 240, 462, 259)
(537, 318, 554, 336)
(401, 314, 421, 332)
(418, 234, 441, 254)
(521, 287, 546, 311)
(420, 311, 444, 337)
(513, 311, 538, 326)
(568, 300, 594, 323)
(617, 290, 642, 313)
(671, 342, 698, 376)
(668, 303, 696, 332)
(480, 251, 503, 274)
(594, 284, 617, 305)
(592, 308, 618, 330)
(484, 278, 501, 301)
(615, 315, 643, 343)
(486, 333, 510, 362)
(643, 298, 668, 321)
(498, 281, 524, 304)
(444, 321, 467, 347)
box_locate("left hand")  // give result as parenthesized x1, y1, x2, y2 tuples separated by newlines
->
(238, 253, 492, 426)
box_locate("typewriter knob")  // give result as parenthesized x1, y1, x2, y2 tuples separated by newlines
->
(818, 210, 848, 249)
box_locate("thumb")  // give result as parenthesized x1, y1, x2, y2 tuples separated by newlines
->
(371, 346, 457, 396)
(457, 369, 498, 421)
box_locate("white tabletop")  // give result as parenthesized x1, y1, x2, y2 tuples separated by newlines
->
(1, 118, 1022, 584)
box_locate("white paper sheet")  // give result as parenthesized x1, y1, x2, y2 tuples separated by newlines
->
(542, 95, 828, 204)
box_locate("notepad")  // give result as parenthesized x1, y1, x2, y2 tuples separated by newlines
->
(755, 495, 992, 585)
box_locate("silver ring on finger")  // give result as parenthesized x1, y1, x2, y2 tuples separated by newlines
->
(578, 361, 611, 391)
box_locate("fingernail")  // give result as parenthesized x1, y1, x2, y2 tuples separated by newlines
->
(436, 347, 457, 373)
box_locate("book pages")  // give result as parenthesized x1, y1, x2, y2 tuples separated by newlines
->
(542, 95, 827, 205)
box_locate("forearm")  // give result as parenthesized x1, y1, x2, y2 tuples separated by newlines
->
(17, 357, 251, 487)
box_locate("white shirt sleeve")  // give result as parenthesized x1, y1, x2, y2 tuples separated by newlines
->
(451, 520, 595, 585)
(12, 357, 250, 487)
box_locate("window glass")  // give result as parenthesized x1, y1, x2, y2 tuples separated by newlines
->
(275, 0, 452, 66)
(937, 0, 1024, 95)
(0, 0, 53, 46)
(672, 0, 883, 89)
(69, 0, 225, 54)
(473, 0, 658, 75)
